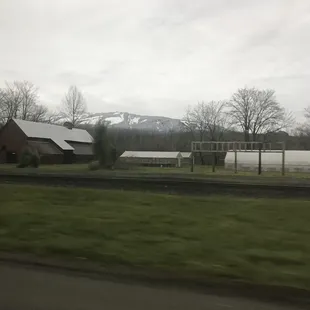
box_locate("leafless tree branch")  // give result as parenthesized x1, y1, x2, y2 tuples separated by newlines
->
(183, 101, 230, 141)
(295, 106, 310, 137)
(16, 80, 39, 120)
(229, 87, 294, 141)
(29, 105, 49, 122)
(0, 81, 48, 123)
(60, 85, 87, 126)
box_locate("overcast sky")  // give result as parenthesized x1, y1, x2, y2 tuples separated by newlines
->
(1, 0, 310, 119)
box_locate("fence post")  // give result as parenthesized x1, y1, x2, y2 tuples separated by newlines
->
(234, 150, 237, 174)
(212, 152, 216, 173)
(190, 142, 194, 172)
(258, 143, 262, 175)
(282, 142, 286, 176)
(191, 155, 194, 172)
(212, 143, 216, 173)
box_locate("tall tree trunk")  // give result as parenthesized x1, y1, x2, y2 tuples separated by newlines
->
(244, 129, 250, 142)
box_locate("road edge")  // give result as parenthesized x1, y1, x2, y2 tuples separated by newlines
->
(0, 252, 309, 308)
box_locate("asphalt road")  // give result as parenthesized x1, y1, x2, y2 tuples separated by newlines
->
(0, 264, 305, 310)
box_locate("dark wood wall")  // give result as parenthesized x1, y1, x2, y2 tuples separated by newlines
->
(0, 120, 28, 163)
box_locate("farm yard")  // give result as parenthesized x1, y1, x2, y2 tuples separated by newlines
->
(1, 184, 310, 291)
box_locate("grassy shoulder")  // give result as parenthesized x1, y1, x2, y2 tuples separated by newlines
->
(1, 185, 310, 290)
(2, 163, 310, 180)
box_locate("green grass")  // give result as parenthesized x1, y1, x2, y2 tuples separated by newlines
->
(1, 185, 310, 290)
(0, 163, 89, 173)
(1, 163, 310, 179)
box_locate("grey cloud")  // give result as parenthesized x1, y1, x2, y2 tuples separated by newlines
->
(1, 0, 310, 119)
(242, 26, 284, 49)
(148, 0, 254, 26)
(57, 72, 105, 87)
(252, 74, 310, 83)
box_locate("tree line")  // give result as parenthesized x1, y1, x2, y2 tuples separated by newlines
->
(0, 82, 87, 126)
(1, 80, 310, 153)
(184, 87, 295, 143)
(0, 81, 48, 123)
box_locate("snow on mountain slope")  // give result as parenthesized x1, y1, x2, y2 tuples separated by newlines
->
(130, 116, 140, 125)
(105, 115, 124, 125)
(82, 112, 184, 132)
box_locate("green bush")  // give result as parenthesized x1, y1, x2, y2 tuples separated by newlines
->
(93, 123, 111, 167)
(92, 122, 119, 169)
(17, 145, 40, 168)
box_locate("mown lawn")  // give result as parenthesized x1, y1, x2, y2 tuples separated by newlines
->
(1, 185, 310, 289)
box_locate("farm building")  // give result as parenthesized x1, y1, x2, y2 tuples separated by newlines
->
(225, 151, 310, 172)
(0, 119, 93, 164)
(180, 152, 193, 166)
(119, 151, 183, 167)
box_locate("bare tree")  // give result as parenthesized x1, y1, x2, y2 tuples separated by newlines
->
(29, 105, 49, 122)
(0, 81, 47, 123)
(229, 87, 294, 141)
(43, 111, 64, 124)
(202, 101, 231, 141)
(183, 101, 230, 141)
(183, 102, 208, 142)
(183, 101, 230, 164)
(0, 89, 6, 124)
(294, 106, 310, 137)
(60, 86, 87, 126)
(16, 81, 39, 120)
(1, 81, 23, 120)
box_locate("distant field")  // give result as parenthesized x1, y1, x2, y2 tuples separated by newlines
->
(0, 163, 89, 173)
(1, 163, 310, 179)
(1, 184, 310, 290)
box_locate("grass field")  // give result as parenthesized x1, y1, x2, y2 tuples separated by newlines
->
(1, 184, 310, 290)
(1, 163, 310, 179)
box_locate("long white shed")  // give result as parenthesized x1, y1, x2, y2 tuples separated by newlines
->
(119, 151, 182, 167)
(225, 150, 310, 172)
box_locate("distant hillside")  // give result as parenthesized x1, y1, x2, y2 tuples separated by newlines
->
(82, 112, 185, 132)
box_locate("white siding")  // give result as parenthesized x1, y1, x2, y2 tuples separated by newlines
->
(225, 151, 310, 172)
(180, 152, 192, 158)
(120, 151, 181, 159)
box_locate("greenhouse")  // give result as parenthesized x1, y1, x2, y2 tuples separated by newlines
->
(119, 151, 182, 167)
(225, 150, 310, 172)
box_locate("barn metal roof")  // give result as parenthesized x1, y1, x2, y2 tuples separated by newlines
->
(67, 142, 94, 155)
(28, 140, 63, 155)
(13, 119, 93, 151)
(121, 151, 181, 158)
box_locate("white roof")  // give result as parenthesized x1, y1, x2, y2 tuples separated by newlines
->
(121, 151, 181, 158)
(13, 119, 93, 151)
(225, 151, 310, 166)
(181, 152, 192, 158)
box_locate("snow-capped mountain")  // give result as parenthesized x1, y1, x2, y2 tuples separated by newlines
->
(83, 112, 185, 132)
